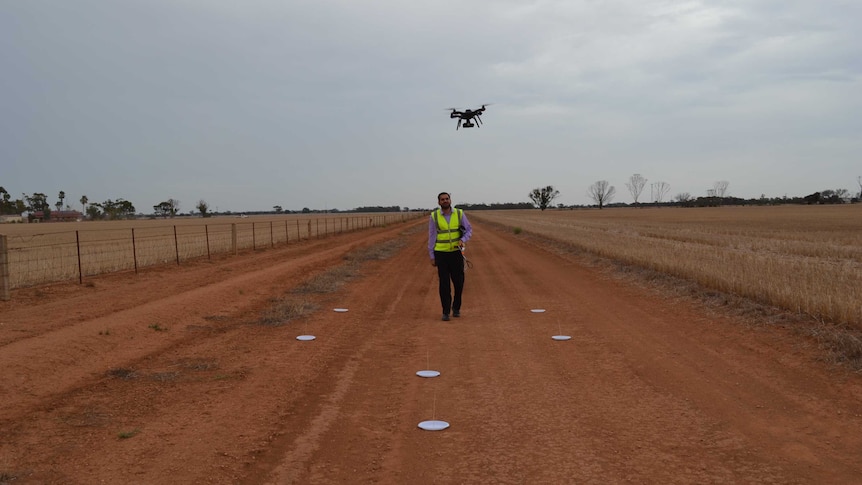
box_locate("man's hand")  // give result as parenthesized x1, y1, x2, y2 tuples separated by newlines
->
(431, 259, 436, 267)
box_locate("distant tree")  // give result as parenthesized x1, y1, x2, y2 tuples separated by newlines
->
(713, 180, 730, 198)
(154, 202, 171, 218)
(528, 185, 560, 211)
(196, 199, 210, 217)
(625, 174, 648, 204)
(23, 192, 50, 213)
(857, 176, 862, 199)
(651, 182, 671, 203)
(302, 207, 311, 214)
(675, 192, 692, 203)
(87, 203, 104, 220)
(154, 199, 180, 218)
(803, 192, 821, 204)
(57, 191, 66, 211)
(273, 205, 283, 213)
(0, 187, 24, 215)
(80, 195, 88, 214)
(587, 180, 615, 209)
(820, 189, 848, 204)
(102, 199, 136, 219)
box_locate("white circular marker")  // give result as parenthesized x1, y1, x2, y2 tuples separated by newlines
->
(531, 309, 546, 313)
(418, 420, 449, 431)
(333, 308, 349, 313)
(416, 370, 441, 378)
(296, 335, 316, 341)
(552, 335, 571, 341)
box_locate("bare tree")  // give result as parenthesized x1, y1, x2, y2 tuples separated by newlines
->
(587, 180, 616, 209)
(857, 175, 861, 198)
(651, 182, 670, 203)
(713, 180, 730, 197)
(80, 195, 88, 214)
(675, 192, 692, 203)
(625, 174, 648, 204)
(528, 185, 560, 211)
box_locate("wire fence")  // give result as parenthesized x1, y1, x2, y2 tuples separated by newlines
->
(0, 212, 422, 299)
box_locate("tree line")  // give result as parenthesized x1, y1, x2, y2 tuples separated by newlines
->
(526, 175, 862, 210)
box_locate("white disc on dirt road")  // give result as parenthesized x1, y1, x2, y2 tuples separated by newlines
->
(531, 309, 546, 313)
(552, 335, 571, 341)
(296, 335, 316, 341)
(333, 308, 349, 312)
(418, 420, 449, 431)
(416, 370, 440, 378)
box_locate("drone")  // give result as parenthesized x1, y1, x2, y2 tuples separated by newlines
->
(447, 104, 490, 130)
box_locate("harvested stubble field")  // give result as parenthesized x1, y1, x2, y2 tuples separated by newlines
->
(1, 212, 418, 289)
(472, 205, 862, 330)
(1, 210, 862, 483)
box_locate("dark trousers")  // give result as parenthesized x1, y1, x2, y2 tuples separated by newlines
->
(434, 250, 465, 314)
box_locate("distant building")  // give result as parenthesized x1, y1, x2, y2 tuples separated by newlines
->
(0, 215, 24, 224)
(29, 210, 83, 223)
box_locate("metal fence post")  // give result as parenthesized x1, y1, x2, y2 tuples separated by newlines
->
(0, 235, 10, 301)
(76, 230, 83, 284)
(205, 225, 211, 259)
(132, 228, 139, 273)
(231, 223, 237, 255)
(173, 226, 180, 265)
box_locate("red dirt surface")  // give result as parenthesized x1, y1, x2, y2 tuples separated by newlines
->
(1, 219, 861, 484)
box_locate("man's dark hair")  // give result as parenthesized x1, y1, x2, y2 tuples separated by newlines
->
(438, 192, 450, 200)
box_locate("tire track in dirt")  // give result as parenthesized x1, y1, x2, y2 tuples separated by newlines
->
(0, 239, 378, 418)
(247, 236, 433, 484)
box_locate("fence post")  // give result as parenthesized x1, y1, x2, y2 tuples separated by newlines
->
(173, 226, 180, 265)
(131, 228, 139, 274)
(231, 223, 237, 255)
(285, 220, 289, 245)
(205, 225, 211, 259)
(252, 222, 256, 250)
(270, 221, 274, 248)
(76, 230, 83, 284)
(0, 235, 10, 301)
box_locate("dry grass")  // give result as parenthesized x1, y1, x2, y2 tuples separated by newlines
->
(259, 297, 318, 326)
(258, 237, 407, 326)
(473, 205, 862, 329)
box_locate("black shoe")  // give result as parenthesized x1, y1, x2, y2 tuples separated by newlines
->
(453, 311, 460, 317)
(442, 314, 450, 321)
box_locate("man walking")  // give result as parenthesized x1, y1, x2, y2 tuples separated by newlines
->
(429, 192, 473, 321)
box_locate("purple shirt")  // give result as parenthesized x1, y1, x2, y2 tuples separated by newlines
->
(428, 208, 472, 259)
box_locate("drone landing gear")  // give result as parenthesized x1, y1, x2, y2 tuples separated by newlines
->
(462, 121, 475, 128)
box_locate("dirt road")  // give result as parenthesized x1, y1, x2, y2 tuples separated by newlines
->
(1, 219, 861, 484)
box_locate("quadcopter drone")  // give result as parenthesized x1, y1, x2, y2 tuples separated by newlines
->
(448, 104, 490, 130)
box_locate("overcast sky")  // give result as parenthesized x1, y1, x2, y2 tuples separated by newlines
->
(2, 0, 860, 213)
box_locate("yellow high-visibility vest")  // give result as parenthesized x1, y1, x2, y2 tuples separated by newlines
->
(433, 208, 462, 252)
